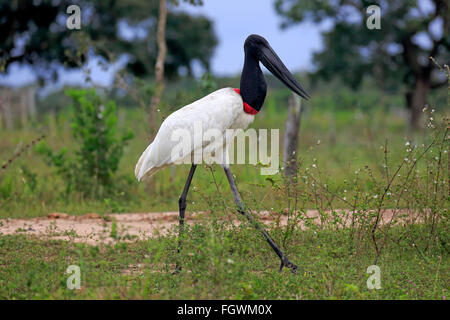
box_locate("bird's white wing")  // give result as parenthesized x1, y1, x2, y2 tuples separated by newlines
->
(135, 87, 244, 181)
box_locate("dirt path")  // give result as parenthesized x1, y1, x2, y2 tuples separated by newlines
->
(0, 209, 420, 245)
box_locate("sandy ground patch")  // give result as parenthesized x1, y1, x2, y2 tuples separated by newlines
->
(0, 209, 421, 245)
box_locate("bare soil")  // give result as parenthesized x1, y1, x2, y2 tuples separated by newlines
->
(0, 209, 420, 245)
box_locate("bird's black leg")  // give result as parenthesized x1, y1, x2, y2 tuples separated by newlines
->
(222, 166, 298, 274)
(174, 164, 197, 274)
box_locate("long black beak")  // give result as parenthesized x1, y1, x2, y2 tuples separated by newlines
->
(259, 44, 310, 100)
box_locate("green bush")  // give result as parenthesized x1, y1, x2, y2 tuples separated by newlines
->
(37, 89, 133, 198)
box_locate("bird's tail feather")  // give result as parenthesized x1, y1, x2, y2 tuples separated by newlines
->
(135, 143, 155, 181)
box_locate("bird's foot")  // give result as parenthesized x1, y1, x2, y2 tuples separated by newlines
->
(172, 264, 182, 275)
(278, 256, 298, 274)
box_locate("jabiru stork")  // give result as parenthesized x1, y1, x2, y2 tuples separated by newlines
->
(135, 34, 310, 274)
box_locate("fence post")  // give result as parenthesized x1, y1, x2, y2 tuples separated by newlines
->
(283, 93, 302, 182)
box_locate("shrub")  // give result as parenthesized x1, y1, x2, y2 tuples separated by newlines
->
(37, 89, 133, 198)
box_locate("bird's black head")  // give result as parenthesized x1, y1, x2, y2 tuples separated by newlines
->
(242, 34, 310, 101)
(244, 34, 270, 57)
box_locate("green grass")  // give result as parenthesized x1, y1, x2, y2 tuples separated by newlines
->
(0, 83, 448, 300)
(0, 104, 442, 218)
(0, 223, 447, 299)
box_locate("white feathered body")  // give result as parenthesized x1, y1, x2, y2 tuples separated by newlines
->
(135, 87, 255, 181)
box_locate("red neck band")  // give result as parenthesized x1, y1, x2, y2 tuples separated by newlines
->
(233, 88, 258, 115)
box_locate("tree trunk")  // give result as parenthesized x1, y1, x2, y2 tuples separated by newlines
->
(19, 91, 28, 128)
(27, 87, 37, 117)
(1, 91, 13, 129)
(149, 0, 167, 138)
(406, 77, 429, 131)
(283, 94, 302, 182)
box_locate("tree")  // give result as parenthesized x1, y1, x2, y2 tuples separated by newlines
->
(119, 3, 216, 79)
(149, 0, 168, 136)
(275, 0, 449, 130)
(149, 0, 209, 135)
(0, 0, 216, 82)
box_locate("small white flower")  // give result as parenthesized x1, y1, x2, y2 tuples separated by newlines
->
(405, 141, 410, 146)
(373, 195, 378, 199)
(317, 140, 321, 145)
(312, 164, 317, 168)
(227, 258, 234, 264)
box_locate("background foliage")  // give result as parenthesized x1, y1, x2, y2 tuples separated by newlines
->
(36, 89, 133, 198)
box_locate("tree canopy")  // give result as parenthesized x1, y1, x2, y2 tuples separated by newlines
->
(0, 0, 217, 81)
(275, 0, 449, 129)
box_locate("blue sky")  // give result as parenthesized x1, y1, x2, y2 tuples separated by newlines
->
(177, 0, 325, 75)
